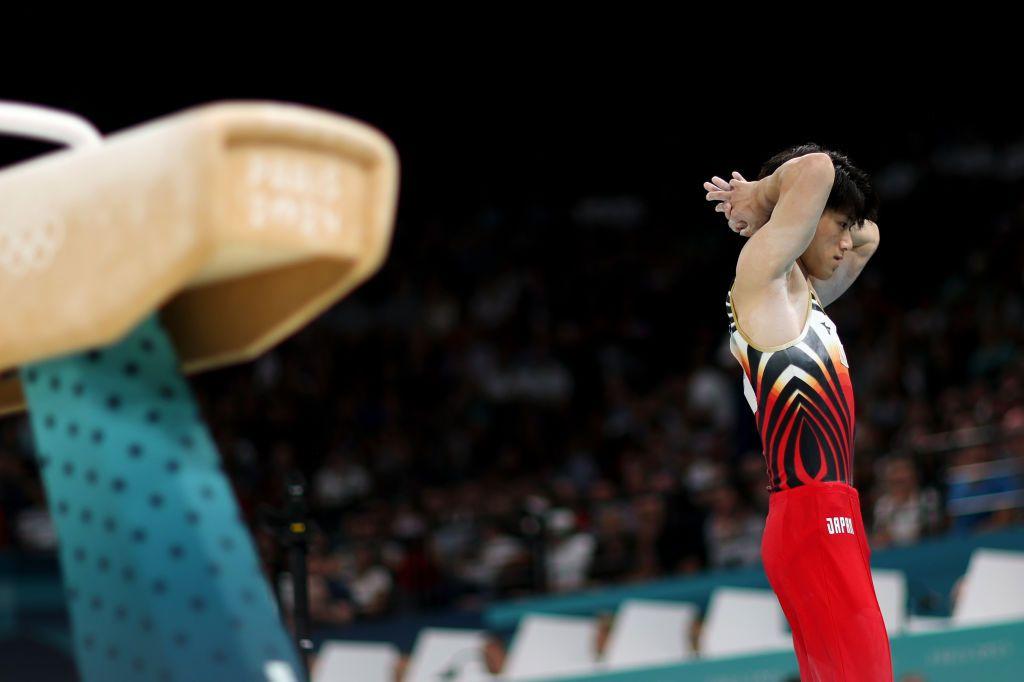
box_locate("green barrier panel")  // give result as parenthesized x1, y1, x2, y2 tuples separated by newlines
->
(890, 619, 1024, 682)
(521, 619, 1024, 682)
(19, 314, 302, 682)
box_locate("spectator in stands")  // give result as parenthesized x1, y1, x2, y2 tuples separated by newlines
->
(394, 653, 409, 681)
(628, 493, 668, 580)
(312, 449, 372, 518)
(458, 520, 529, 597)
(341, 543, 394, 618)
(482, 633, 508, 674)
(588, 504, 637, 584)
(871, 456, 944, 548)
(544, 508, 596, 592)
(303, 529, 355, 626)
(946, 442, 1020, 534)
(737, 451, 771, 516)
(305, 572, 356, 627)
(703, 484, 764, 569)
(392, 533, 445, 611)
(688, 616, 702, 660)
(999, 405, 1024, 459)
(593, 611, 615, 657)
(301, 534, 395, 623)
(996, 406, 1024, 526)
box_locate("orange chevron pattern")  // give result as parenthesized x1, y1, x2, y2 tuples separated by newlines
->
(727, 282, 856, 492)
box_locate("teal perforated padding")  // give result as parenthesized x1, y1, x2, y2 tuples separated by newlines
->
(19, 314, 302, 682)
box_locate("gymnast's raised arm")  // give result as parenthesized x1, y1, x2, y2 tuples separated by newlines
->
(707, 152, 835, 289)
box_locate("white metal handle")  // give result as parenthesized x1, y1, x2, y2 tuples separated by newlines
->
(0, 101, 102, 149)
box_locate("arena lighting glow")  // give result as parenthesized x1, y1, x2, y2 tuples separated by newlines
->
(0, 101, 399, 682)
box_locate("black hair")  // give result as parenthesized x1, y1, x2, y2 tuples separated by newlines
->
(756, 142, 879, 226)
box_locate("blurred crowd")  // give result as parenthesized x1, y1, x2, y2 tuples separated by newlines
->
(1, 140, 1024, 632)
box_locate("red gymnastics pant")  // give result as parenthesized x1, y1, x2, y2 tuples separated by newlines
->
(761, 481, 894, 681)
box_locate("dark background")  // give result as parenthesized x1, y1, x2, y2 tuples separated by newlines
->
(1, 74, 1021, 680)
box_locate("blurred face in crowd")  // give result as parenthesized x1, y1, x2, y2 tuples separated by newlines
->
(596, 507, 625, 536)
(355, 545, 376, 572)
(885, 459, 918, 496)
(711, 484, 739, 516)
(953, 443, 990, 466)
(633, 494, 665, 539)
(1003, 407, 1024, 456)
(799, 209, 856, 280)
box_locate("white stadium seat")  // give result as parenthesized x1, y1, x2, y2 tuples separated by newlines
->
(699, 587, 792, 657)
(952, 548, 1024, 626)
(312, 640, 399, 682)
(602, 599, 698, 669)
(502, 613, 599, 679)
(405, 628, 492, 682)
(870, 568, 908, 635)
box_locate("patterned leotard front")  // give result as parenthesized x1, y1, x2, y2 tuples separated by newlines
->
(726, 279, 856, 492)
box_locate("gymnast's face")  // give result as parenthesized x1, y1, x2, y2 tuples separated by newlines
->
(801, 209, 855, 279)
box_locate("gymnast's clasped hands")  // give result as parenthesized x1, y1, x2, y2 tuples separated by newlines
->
(703, 171, 772, 238)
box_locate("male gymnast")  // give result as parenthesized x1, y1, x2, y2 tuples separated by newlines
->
(704, 143, 891, 680)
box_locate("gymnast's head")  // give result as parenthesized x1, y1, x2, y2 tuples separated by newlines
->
(758, 142, 879, 280)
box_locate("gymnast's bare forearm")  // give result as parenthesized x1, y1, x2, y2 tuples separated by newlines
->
(812, 219, 880, 307)
(703, 153, 833, 242)
(754, 152, 833, 219)
(853, 219, 880, 253)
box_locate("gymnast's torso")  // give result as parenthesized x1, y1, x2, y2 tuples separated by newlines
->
(726, 276, 857, 492)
